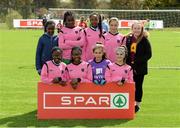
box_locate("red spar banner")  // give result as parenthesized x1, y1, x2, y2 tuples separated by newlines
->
(38, 82, 135, 119)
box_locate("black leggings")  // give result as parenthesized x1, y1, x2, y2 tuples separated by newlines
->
(133, 74, 145, 102)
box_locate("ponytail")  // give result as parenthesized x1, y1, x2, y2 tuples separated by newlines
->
(89, 12, 103, 38)
(98, 14, 103, 38)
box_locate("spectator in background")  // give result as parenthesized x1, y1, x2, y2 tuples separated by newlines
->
(78, 16, 87, 29)
(42, 15, 47, 32)
(56, 20, 63, 33)
(144, 19, 150, 31)
(101, 14, 109, 33)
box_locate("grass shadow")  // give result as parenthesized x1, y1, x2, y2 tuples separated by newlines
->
(0, 110, 131, 127)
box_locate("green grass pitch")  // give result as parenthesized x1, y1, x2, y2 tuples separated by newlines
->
(0, 24, 180, 127)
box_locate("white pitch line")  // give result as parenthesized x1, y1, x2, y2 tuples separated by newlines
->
(149, 66, 180, 70)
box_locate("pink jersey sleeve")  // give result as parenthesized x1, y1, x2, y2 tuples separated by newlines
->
(105, 66, 111, 83)
(126, 67, 134, 83)
(65, 29, 85, 47)
(82, 30, 88, 60)
(58, 31, 72, 50)
(61, 64, 68, 82)
(87, 64, 93, 82)
(80, 65, 91, 83)
(66, 68, 70, 82)
(121, 35, 126, 45)
(40, 64, 52, 84)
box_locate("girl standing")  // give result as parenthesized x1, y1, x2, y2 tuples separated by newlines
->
(58, 11, 85, 64)
(84, 13, 105, 61)
(36, 21, 58, 75)
(126, 21, 152, 112)
(104, 17, 125, 62)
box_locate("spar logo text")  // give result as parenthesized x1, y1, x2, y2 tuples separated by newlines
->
(44, 93, 129, 109)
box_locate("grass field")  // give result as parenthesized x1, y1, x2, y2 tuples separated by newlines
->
(0, 24, 180, 127)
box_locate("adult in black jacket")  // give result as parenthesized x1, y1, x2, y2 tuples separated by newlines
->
(126, 22, 152, 112)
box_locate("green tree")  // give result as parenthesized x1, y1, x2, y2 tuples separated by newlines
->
(33, 0, 58, 9)
(96, 0, 110, 9)
(116, 97, 123, 107)
(72, 0, 98, 9)
(110, 0, 142, 9)
(0, 0, 33, 19)
(143, 0, 179, 9)
(5, 10, 22, 29)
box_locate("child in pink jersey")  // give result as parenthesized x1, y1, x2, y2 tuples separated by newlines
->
(109, 46, 133, 85)
(41, 47, 67, 85)
(87, 43, 111, 85)
(84, 13, 105, 61)
(67, 47, 90, 89)
(104, 17, 126, 62)
(58, 11, 85, 64)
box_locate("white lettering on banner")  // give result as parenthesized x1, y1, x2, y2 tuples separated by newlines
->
(85, 97, 97, 105)
(74, 97, 84, 105)
(13, 19, 59, 28)
(27, 21, 31, 26)
(44, 93, 129, 109)
(13, 19, 163, 29)
(26, 21, 42, 26)
(99, 97, 109, 105)
(61, 96, 71, 105)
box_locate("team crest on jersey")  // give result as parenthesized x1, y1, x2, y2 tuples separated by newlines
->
(87, 34, 91, 37)
(49, 69, 53, 72)
(124, 70, 128, 74)
(81, 68, 84, 72)
(105, 38, 110, 41)
(117, 39, 120, 43)
(69, 69, 73, 72)
(75, 31, 78, 34)
(61, 70, 64, 74)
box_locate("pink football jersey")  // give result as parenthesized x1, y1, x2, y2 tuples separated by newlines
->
(41, 60, 67, 84)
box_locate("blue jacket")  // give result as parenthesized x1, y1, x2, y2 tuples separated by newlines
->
(35, 33, 58, 73)
(102, 21, 109, 33)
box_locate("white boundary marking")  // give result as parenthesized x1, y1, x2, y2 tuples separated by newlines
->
(149, 66, 180, 70)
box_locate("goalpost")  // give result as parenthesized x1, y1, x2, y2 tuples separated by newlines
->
(49, 8, 180, 28)
(48, 8, 180, 70)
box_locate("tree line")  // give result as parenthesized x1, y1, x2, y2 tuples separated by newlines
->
(0, 0, 179, 20)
